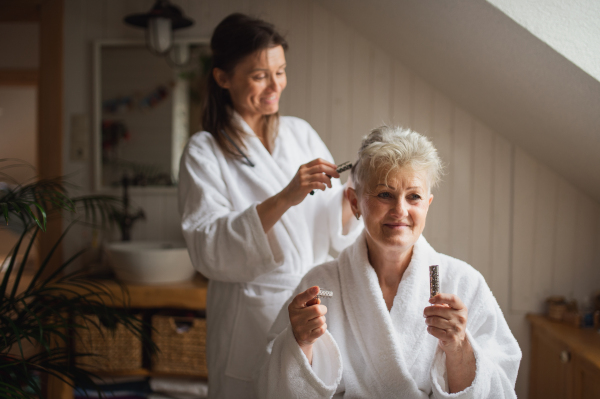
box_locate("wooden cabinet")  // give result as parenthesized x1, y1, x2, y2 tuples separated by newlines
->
(46, 276, 208, 398)
(528, 314, 600, 399)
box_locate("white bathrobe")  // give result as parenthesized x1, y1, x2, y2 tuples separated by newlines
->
(178, 114, 362, 398)
(256, 233, 522, 398)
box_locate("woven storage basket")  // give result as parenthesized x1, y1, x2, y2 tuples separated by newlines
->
(152, 315, 207, 376)
(74, 315, 142, 371)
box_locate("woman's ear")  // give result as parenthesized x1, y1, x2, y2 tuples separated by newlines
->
(213, 67, 230, 89)
(346, 187, 360, 215)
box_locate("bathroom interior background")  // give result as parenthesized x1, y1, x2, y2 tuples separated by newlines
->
(2, 1, 599, 397)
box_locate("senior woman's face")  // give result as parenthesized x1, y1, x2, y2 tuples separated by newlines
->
(214, 45, 287, 119)
(357, 168, 433, 252)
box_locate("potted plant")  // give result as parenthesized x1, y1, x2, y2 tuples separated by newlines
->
(0, 159, 154, 398)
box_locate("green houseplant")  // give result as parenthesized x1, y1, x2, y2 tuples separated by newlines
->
(0, 159, 154, 398)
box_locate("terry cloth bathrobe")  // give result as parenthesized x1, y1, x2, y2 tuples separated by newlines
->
(256, 233, 522, 398)
(178, 113, 362, 399)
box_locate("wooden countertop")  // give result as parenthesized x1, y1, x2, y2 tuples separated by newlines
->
(527, 314, 600, 370)
(2, 270, 208, 310)
(69, 275, 208, 310)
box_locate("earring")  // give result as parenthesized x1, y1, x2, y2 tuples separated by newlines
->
(355, 213, 361, 220)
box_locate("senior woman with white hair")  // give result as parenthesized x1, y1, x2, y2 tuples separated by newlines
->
(255, 126, 522, 398)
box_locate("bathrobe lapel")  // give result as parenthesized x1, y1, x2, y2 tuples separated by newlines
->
(390, 236, 441, 372)
(232, 115, 314, 267)
(339, 233, 437, 397)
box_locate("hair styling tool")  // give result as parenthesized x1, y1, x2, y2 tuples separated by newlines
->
(429, 265, 439, 298)
(310, 161, 353, 195)
(221, 129, 255, 167)
(316, 288, 333, 299)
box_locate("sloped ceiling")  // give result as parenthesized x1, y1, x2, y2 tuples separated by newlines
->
(317, 0, 600, 202)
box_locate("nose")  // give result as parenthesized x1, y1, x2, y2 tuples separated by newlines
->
(268, 73, 281, 92)
(392, 197, 409, 218)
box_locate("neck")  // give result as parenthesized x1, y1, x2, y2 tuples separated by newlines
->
(237, 109, 265, 139)
(366, 236, 413, 291)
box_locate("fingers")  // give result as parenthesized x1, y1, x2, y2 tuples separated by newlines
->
(429, 293, 466, 310)
(423, 304, 452, 320)
(306, 163, 340, 179)
(305, 158, 338, 172)
(292, 286, 319, 308)
(289, 288, 329, 346)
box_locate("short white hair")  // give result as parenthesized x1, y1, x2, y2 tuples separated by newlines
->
(352, 125, 443, 195)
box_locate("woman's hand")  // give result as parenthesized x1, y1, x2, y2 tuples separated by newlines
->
(288, 286, 328, 364)
(281, 159, 339, 206)
(424, 293, 476, 393)
(257, 159, 338, 233)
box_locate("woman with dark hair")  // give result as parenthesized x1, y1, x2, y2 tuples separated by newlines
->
(178, 13, 362, 398)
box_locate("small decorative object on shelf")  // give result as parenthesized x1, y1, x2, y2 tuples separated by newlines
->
(546, 296, 567, 321)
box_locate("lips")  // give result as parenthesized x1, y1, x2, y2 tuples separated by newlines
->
(262, 94, 278, 104)
(383, 222, 411, 229)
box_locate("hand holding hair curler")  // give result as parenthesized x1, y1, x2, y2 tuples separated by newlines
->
(310, 161, 353, 195)
(288, 286, 329, 364)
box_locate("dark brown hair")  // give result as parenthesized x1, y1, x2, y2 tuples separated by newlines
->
(202, 13, 288, 158)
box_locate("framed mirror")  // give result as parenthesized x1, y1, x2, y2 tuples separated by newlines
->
(93, 39, 211, 190)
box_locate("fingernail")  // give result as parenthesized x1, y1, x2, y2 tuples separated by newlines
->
(310, 286, 319, 294)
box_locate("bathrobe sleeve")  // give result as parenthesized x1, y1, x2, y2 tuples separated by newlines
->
(429, 275, 521, 399)
(178, 136, 283, 283)
(300, 119, 363, 252)
(255, 276, 344, 399)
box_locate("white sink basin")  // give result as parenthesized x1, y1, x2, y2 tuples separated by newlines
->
(106, 241, 196, 284)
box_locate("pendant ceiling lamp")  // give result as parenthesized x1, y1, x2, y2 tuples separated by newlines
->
(124, 0, 194, 66)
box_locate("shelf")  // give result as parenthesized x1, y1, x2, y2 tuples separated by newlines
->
(68, 275, 208, 310)
(93, 368, 208, 380)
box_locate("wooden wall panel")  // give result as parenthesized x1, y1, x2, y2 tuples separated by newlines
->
(328, 16, 352, 164)
(285, 0, 310, 121)
(573, 196, 598, 302)
(552, 179, 579, 298)
(349, 35, 371, 150)
(449, 108, 473, 263)
(531, 165, 558, 311)
(470, 121, 493, 282)
(430, 93, 453, 255)
(391, 61, 411, 128)
(490, 134, 512, 311)
(306, 2, 331, 142)
(511, 148, 538, 311)
(370, 47, 392, 127)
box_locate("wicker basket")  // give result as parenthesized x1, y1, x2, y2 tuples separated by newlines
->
(151, 315, 207, 377)
(74, 315, 142, 371)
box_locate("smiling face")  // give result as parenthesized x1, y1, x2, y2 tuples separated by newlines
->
(213, 45, 287, 121)
(352, 166, 433, 254)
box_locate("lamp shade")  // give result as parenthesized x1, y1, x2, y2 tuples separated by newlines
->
(148, 17, 172, 54)
(123, 0, 194, 30)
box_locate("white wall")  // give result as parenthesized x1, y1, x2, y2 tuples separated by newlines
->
(488, 0, 600, 83)
(63, 1, 600, 397)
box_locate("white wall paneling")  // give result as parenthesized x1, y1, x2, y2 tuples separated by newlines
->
(63, 1, 600, 397)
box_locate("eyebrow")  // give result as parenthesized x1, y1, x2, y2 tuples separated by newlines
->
(376, 184, 422, 190)
(250, 63, 287, 72)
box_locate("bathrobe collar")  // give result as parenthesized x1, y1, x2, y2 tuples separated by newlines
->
(339, 232, 441, 397)
(230, 111, 315, 271)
